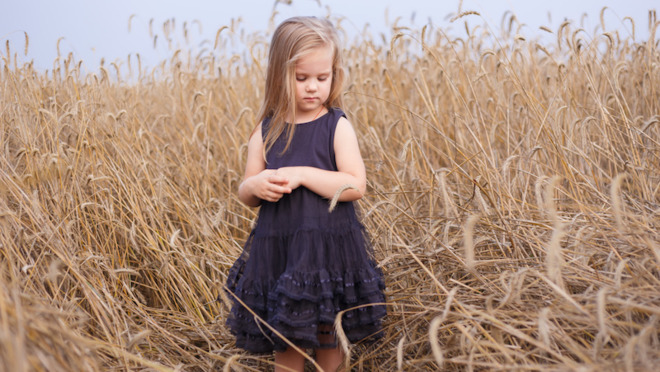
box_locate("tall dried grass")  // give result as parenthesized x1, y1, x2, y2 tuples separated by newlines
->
(1, 6, 659, 371)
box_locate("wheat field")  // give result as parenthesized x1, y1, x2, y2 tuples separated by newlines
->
(1, 7, 659, 372)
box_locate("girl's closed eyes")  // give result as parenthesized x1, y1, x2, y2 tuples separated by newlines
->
(295, 75, 329, 81)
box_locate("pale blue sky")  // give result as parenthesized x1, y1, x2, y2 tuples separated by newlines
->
(1, 0, 657, 71)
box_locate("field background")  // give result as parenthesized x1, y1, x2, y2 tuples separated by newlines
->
(1, 8, 659, 372)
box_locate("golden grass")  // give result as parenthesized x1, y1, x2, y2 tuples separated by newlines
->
(1, 7, 659, 371)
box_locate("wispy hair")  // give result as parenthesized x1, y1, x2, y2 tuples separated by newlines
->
(258, 16, 346, 156)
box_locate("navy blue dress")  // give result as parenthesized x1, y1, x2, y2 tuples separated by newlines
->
(225, 108, 386, 353)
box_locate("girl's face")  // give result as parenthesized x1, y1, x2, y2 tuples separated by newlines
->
(293, 45, 333, 122)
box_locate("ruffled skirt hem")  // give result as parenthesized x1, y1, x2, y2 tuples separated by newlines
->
(223, 254, 387, 353)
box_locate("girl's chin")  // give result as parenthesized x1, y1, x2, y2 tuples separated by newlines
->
(300, 100, 319, 109)
(297, 106, 321, 114)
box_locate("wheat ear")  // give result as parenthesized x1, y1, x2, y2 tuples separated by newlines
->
(328, 184, 360, 212)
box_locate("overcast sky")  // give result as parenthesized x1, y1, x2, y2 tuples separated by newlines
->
(1, 0, 657, 72)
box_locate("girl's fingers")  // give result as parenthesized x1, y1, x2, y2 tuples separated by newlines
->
(270, 183, 291, 194)
(268, 192, 283, 202)
(269, 175, 289, 185)
(257, 177, 293, 202)
(264, 186, 291, 202)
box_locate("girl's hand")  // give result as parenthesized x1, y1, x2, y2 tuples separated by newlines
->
(275, 167, 305, 190)
(243, 169, 292, 203)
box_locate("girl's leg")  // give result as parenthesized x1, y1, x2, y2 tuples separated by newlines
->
(315, 324, 344, 371)
(274, 347, 305, 372)
(315, 346, 343, 372)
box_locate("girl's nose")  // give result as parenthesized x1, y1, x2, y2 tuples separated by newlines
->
(306, 81, 317, 91)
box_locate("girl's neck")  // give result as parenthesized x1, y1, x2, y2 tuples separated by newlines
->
(293, 105, 327, 124)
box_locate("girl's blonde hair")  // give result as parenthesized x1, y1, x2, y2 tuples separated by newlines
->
(258, 16, 346, 156)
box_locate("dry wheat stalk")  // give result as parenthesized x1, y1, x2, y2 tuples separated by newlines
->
(1, 5, 659, 371)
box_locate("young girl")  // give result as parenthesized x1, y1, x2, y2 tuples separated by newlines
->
(224, 16, 386, 371)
